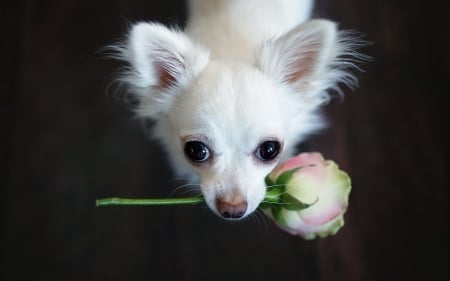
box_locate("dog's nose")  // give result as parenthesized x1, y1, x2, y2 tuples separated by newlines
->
(217, 199, 248, 219)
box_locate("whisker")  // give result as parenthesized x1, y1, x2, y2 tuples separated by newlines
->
(168, 182, 201, 197)
(249, 208, 270, 231)
(267, 183, 290, 189)
(168, 177, 196, 183)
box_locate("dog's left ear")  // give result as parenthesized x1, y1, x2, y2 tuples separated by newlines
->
(257, 20, 359, 103)
(118, 22, 210, 118)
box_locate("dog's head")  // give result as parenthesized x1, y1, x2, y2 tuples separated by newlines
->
(116, 20, 362, 219)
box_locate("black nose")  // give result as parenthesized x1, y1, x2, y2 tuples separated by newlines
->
(217, 200, 248, 219)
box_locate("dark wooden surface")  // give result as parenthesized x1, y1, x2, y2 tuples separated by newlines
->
(2, 1, 449, 280)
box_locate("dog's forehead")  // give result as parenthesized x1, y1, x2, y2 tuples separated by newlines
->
(192, 62, 284, 112)
(175, 61, 288, 133)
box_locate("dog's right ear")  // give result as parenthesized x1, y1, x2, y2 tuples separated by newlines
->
(256, 20, 366, 106)
(119, 22, 210, 117)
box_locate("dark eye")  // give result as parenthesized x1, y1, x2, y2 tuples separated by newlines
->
(256, 140, 281, 161)
(184, 141, 211, 163)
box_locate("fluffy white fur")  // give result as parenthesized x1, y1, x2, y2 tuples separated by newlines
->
(112, 0, 365, 219)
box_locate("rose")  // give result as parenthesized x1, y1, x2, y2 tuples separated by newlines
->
(262, 152, 351, 240)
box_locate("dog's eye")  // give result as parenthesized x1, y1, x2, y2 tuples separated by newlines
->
(256, 140, 281, 161)
(184, 141, 211, 163)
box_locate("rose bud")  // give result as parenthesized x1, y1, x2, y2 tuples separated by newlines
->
(262, 152, 351, 240)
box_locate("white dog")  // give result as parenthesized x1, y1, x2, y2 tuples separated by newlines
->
(112, 0, 365, 219)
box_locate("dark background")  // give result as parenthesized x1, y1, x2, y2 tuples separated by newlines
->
(2, 0, 449, 280)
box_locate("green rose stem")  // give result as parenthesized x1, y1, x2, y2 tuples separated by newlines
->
(96, 197, 204, 207)
(96, 188, 281, 207)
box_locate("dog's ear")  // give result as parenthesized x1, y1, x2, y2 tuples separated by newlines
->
(257, 20, 361, 105)
(120, 22, 210, 117)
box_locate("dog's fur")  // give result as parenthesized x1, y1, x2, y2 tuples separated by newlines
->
(111, 0, 365, 219)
